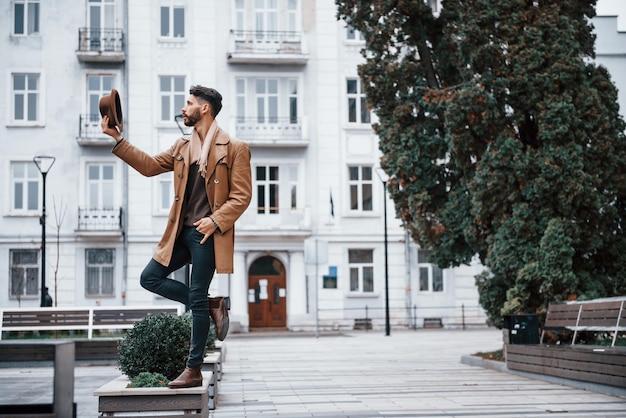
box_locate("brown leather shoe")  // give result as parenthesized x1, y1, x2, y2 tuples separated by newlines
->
(209, 296, 230, 341)
(167, 366, 203, 388)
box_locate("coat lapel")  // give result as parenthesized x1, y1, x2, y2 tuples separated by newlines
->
(206, 128, 229, 179)
(180, 135, 192, 167)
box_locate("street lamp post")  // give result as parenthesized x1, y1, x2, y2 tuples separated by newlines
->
(33, 156, 55, 307)
(375, 168, 391, 336)
(175, 114, 191, 135)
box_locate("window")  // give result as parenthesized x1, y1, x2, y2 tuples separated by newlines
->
(160, 75, 186, 122)
(256, 166, 279, 214)
(349, 249, 374, 292)
(347, 78, 371, 124)
(288, 79, 298, 124)
(88, 0, 115, 51)
(234, 0, 245, 32)
(88, 75, 115, 123)
(12, 73, 40, 123)
(158, 174, 174, 212)
(11, 161, 39, 212)
(346, 26, 364, 41)
(288, 165, 298, 209)
(254, 164, 300, 215)
(235, 0, 299, 33)
(86, 249, 115, 296)
(87, 163, 115, 209)
(286, 0, 297, 33)
(418, 250, 444, 292)
(10, 250, 39, 299)
(348, 165, 373, 212)
(236, 79, 246, 122)
(256, 79, 278, 123)
(254, 0, 278, 35)
(160, 3, 185, 38)
(236, 77, 299, 125)
(13, 0, 39, 35)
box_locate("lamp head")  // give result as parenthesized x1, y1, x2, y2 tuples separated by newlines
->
(375, 167, 389, 183)
(33, 155, 56, 174)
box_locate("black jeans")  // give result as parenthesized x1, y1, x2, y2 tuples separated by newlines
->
(140, 226, 216, 367)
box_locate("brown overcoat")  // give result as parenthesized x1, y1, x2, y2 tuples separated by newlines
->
(112, 127, 252, 273)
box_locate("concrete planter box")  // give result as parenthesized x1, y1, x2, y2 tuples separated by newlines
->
(202, 352, 222, 409)
(93, 373, 212, 418)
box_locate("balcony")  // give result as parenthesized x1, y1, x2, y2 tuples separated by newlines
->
(227, 30, 308, 65)
(237, 207, 312, 238)
(76, 28, 125, 63)
(77, 114, 117, 146)
(77, 207, 123, 237)
(235, 117, 308, 147)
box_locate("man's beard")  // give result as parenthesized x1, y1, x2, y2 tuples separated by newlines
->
(183, 110, 201, 126)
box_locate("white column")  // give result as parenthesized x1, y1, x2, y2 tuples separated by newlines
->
(288, 251, 307, 325)
(230, 250, 249, 332)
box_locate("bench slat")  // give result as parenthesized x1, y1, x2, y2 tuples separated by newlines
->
(578, 301, 622, 327)
(0, 306, 182, 340)
(93, 308, 178, 326)
(543, 304, 581, 329)
(542, 299, 625, 346)
(2, 310, 90, 327)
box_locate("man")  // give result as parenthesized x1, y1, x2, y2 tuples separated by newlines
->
(101, 85, 252, 388)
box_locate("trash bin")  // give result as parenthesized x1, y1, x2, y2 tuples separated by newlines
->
(503, 314, 539, 344)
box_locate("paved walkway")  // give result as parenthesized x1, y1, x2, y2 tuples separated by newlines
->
(1, 329, 625, 417)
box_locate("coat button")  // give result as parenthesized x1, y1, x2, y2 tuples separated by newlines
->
(175, 196, 180, 201)
(177, 155, 183, 160)
(214, 179, 219, 184)
(178, 174, 183, 178)
(215, 202, 220, 207)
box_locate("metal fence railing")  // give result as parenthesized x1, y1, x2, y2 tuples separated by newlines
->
(315, 304, 488, 332)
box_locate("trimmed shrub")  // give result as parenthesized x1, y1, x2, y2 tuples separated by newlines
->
(118, 313, 191, 380)
(118, 312, 218, 382)
(128, 372, 169, 388)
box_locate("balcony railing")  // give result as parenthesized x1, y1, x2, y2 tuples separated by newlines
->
(76, 28, 125, 63)
(235, 117, 307, 146)
(228, 30, 308, 64)
(78, 208, 122, 232)
(77, 114, 116, 146)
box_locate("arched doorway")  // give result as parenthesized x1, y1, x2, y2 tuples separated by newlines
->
(248, 256, 287, 328)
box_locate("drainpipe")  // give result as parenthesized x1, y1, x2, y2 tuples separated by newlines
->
(120, 0, 129, 305)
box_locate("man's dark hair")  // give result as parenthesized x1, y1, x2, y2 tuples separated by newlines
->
(189, 85, 223, 118)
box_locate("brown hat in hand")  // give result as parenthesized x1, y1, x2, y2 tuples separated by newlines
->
(99, 89, 124, 132)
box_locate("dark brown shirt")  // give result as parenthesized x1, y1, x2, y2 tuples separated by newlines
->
(182, 162, 211, 226)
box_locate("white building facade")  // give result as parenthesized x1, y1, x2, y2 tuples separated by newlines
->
(2, 0, 621, 332)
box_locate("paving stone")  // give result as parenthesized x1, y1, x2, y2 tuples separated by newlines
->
(1, 329, 625, 417)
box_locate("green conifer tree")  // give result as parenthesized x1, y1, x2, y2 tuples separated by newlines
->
(337, 0, 626, 326)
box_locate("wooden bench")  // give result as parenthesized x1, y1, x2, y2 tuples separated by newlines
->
(353, 318, 372, 330)
(0, 340, 75, 417)
(540, 298, 626, 346)
(505, 297, 626, 389)
(75, 338, 121, 363)
(423, 317, 443, 328)
(0, 305, 184, 340)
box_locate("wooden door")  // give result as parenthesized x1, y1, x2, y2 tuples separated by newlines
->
(248, 274, 287, 328)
